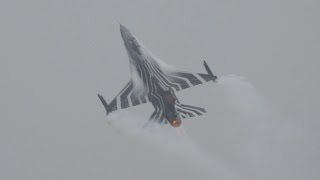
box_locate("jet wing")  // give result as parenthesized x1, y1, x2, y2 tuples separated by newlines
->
(164, 61, 217, 92)
(98, 81, 149, 115)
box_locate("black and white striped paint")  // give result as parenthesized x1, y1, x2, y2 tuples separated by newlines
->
(98, 25, 217, 126)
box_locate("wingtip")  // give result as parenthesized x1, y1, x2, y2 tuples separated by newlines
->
(203, 60, 207, 66)
(97, 94, 111, 115)
(203, 60, 218, 82)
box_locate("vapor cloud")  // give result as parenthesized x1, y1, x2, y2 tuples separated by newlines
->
(104, 74, 306, 180)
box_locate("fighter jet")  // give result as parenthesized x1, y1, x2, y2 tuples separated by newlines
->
(98, 24, 217, 128)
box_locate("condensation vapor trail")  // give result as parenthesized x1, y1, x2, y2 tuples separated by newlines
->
(105, 113, 236, 180)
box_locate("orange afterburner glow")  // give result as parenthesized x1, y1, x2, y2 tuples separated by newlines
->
(172, 118, 182, 128)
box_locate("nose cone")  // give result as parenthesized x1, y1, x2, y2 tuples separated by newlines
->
(119, 24, 141, 55)
(120, 24, 131, 39)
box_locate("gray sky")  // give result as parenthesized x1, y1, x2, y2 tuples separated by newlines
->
(1, 0, 319, 180)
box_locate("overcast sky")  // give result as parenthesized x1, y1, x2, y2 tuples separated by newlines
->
(1, 0, 319, 180)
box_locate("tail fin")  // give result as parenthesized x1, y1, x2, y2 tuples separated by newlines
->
(97, 94, 111, 115)
(203, 61, 217, 82)
(175, 102, 207, 119)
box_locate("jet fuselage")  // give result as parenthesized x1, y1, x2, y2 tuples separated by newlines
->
(120, 24, 181, 127)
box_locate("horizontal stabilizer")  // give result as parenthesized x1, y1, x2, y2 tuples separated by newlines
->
(175, 102, 206, 119)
